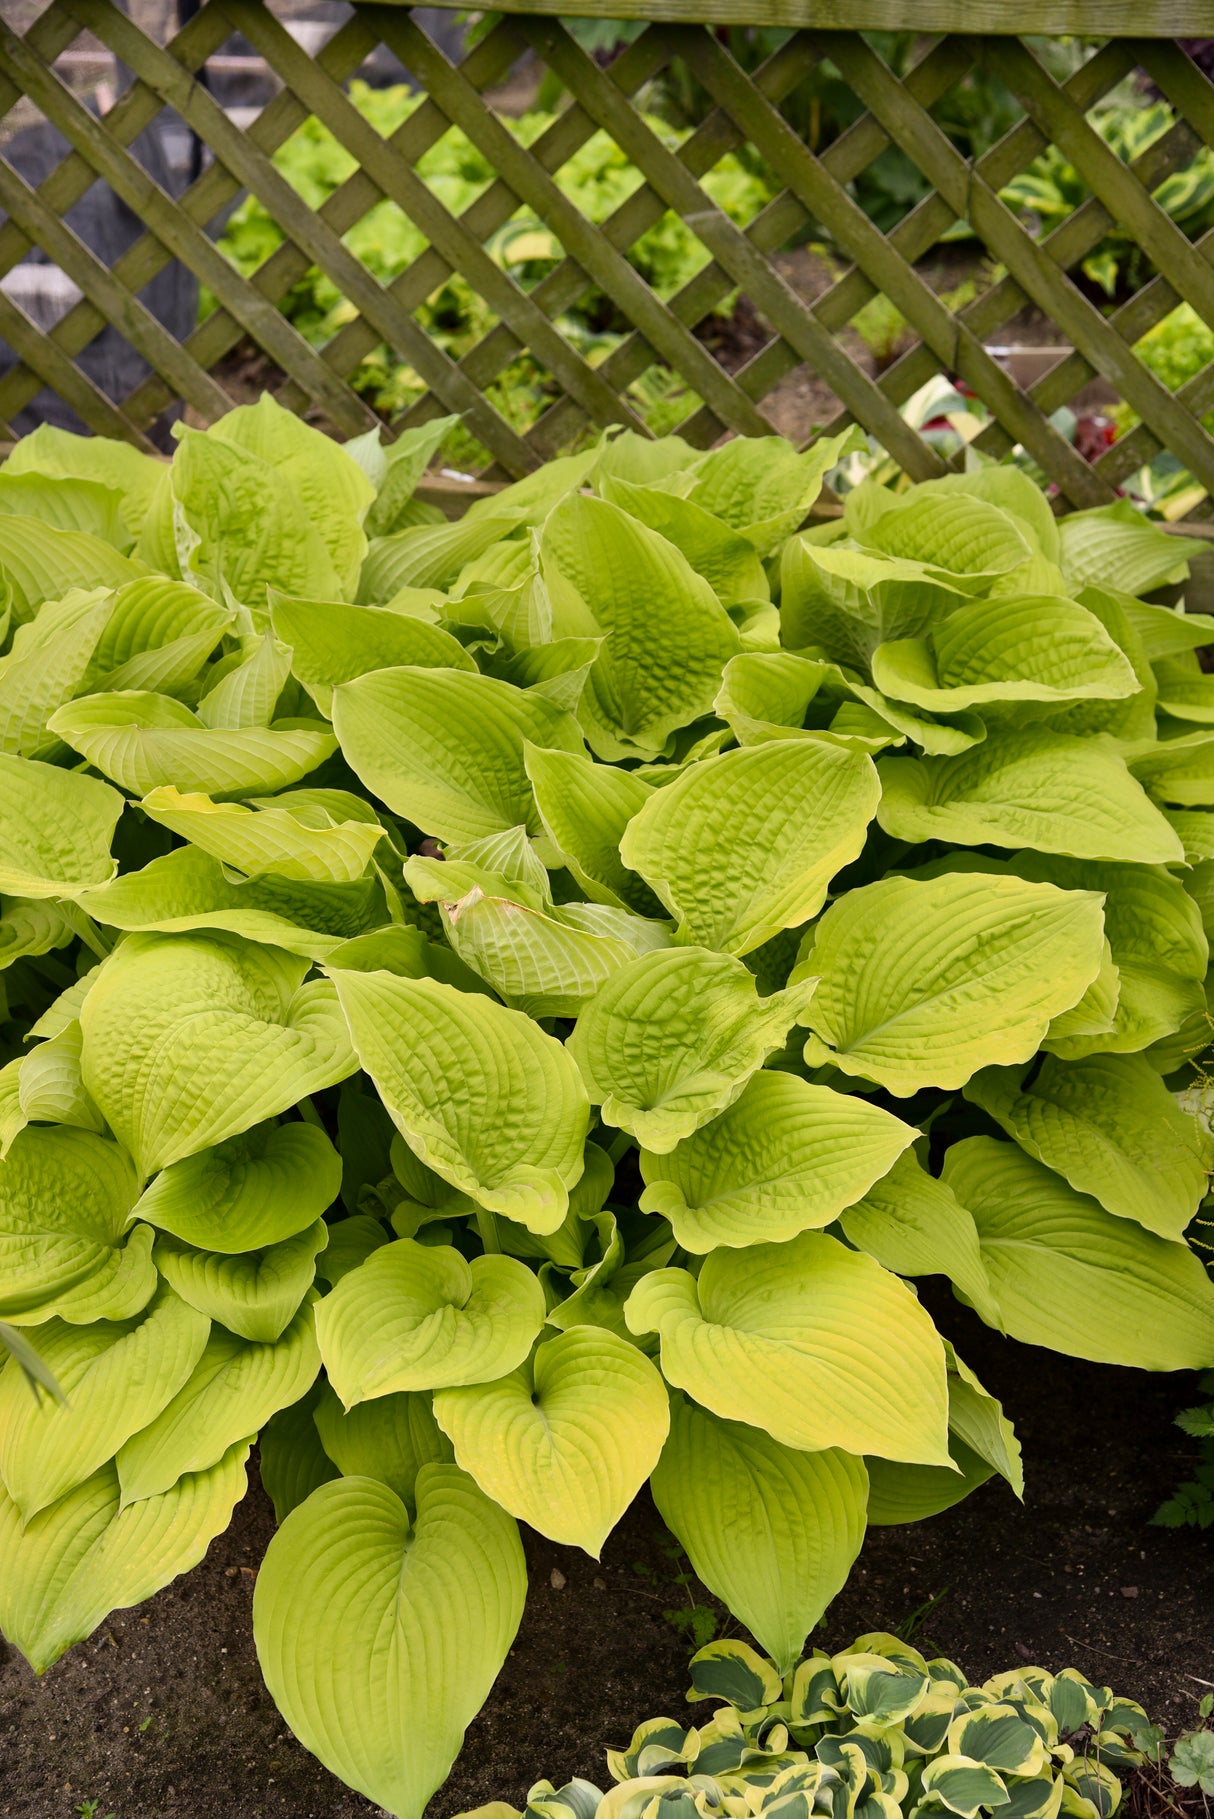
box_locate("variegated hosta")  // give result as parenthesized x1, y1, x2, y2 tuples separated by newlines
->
(0, 398, 1211, 1817)
(471, 1633, 1153, 1819)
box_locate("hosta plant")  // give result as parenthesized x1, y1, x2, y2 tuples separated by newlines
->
(0, 397, 1212, 1816)
(472, 1634, 1154, 1819)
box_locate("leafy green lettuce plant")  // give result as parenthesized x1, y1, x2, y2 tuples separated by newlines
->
(0, 398, 1212, 1817)
(468, 1633, 1154, 1819)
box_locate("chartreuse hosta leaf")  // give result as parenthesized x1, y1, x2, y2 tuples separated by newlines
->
(154, 1222, 328, 1343)
(317, 1238, 546, 1406)
(542, 493, 742, 760)
(866, 1342, 1022, 1527)
(360, 514, 517, 599)
(965, 1052, 1212, 1241)
(638, 1072, 916, 1253)
(0, 1126, 157, 1326)
(333, 665, 583, 843)
(270, 591, 474, 715)
(878, 729, 1183, 864)
(799, 873, 1106, 1095)
(433, 1328, 668, 1555)
(839, 1151, 1002, 1331)
(0, 512, 140, 623)
(404, 839, 669, 1019)
(259, 1384, 337, 1523)
(140, 788, 386, 886)
(116, 1300, 320, 1504)
(332, 970, 589, 1232)
(597, 475, 771, 605)
(618, 738, 880, 956)
(132, 1120, 341, 1253)
(568, 948, 818, 1151)
(1058, 499, 1201, 595)
(651, 1394, 868, 1674)
(625, 1231, 951, 1464)
(75, 847, 377, 962)
(18, 1020, 105, 1138)
(312, 1382, 453, 1505)
(0, 586, 113, 758)
(87, 575, 232, 694)
(871, 595, 1139, 713)
(48, 690, 337, 799)
(943, 1137, 1214, 1369)
(686, 429, 861, 556)
(80, 934, 357, 1177)
(780, 533, 966, 670)
(523, 743, 664, 917)
(0, 1286, 210, 1518)
(0, 1443, 250, 1673)
(253, 1466, 526, 1819)
(0, 753, 123, 898)
(2, 422, 165, 541)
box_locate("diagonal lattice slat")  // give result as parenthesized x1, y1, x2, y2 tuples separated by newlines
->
(0, 0, 1212, 521)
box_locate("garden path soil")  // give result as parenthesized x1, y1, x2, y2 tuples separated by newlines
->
(2, 1294, 1212, 1819)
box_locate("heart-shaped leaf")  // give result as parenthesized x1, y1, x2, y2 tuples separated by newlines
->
(154, 1221, 328, 1342)
(253, 1466, 525, 1819)
(132, 1121, 341, 1253)
(651, 1394, 868, 1672)
(0, 753, 123, 899)
(331, 970, 589, 1233)
(639, 1071, 916, 1252)
(800, 872, 1107, 1095)
(312, 1382, 453, 1505)
(316, 1238, 547, 1406)
(625, 1231, 950, 1465)
(618, 738, 880, 956)
(80, 934, 357, 1176)
(270, 592, 475, 715)
(569, 948, 818, 1152)
(433, 1327, 669, 1554)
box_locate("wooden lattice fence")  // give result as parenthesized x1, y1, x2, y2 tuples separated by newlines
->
(3, 0, 1214, 516)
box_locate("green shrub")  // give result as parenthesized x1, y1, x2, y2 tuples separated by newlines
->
(0, 399, 1213, 1818)
(465, 1634, 1155, 1819)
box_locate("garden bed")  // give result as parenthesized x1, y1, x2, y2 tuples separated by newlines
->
(3, 1293, 1211, 1819)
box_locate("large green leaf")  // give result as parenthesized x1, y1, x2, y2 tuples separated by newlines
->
(943, 1137, 1214, 1369)
(140, 786, 386, 886)
(523, 742, 664, 916)
(316, 1238, 547, 1405)
(80, 933, 357, 1176)
(87, 575, 232, 694)
(0, 587, 114, 758)
(331, 970, 589, 1232)
(625, 1231, 951, 1464)
(0, 1444, 250, 1673)
(48, 690, 336, 798)
(270, 592, 474, 716)
(312, 1383, 452, 1505)
(259, 1383, 337, 1522)
(433, 1327, 669, 1554)
(568, 947, 818, 1151)
(0, 512, 140, 622)
(965, 1053, 1212, 1241)
(115, 1301, 320, 1504)
(0, 1125, 156, 1326)
(685, 430, 859, 556)
(76, 846, 380, 961)
(1058, 500, 1201, 595)
(132, 1120, 341, 1253)
(542, 494, 741, 760)
(2, 422, 164, 541)
(598, 475, 771, 604)
(866, 1344, 1022, 1526)
(779, 534, 965, 669)
(0, 753, 123, 898)
(253, 1466, 525, 1819)
(871, 595, 1139, 712)
(0, 1287, 210, 1518)
(839, 1151, 1002, 1330)
(359, 516, 516, 598)
(1127, 730, 1214, 808)
(638, 1071, 915, 1252)
(206, 395, 375, 600)
(651, 1394, 868, 1672)
(154, 1221, 328, 1342)
(618, 738, 880, 956)
(333, 665, 583, 843)
(877, 729, 1183, 863)
(799, 872, 1106, 1094)
(16, 1019, 104, 1140)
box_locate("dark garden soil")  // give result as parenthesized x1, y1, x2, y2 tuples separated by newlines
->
(2, 1289, 1213, 1819)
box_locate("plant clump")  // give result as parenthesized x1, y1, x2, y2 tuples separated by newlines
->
(0, 397, 1212, 1817)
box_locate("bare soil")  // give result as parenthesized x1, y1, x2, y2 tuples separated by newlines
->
(2, 1293, 1212, 1819)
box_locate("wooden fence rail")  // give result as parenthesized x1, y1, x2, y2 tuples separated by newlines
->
(2, 0, 1214, 516)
